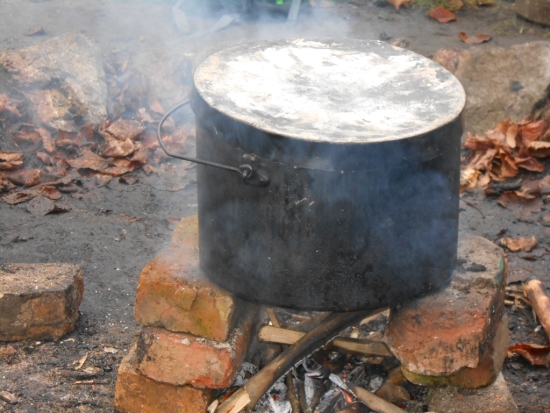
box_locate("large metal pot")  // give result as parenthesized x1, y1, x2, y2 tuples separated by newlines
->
(159, 38, 466, 311)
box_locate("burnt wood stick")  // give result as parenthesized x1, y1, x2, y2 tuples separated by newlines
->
(216, 308, 388, 413)
(347, 383, 407, 413)
(258, 325, 392, 357)
(286, 371, 302, 413)
(297, 379, 308, 412)
(523, 279, 550, 341)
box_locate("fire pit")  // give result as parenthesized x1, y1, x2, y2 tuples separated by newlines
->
(158, 38, 466, 311)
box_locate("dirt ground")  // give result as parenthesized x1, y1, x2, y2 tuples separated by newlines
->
(1, 0, 550, 412)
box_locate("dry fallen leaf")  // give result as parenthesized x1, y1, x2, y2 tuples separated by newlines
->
(13, 129, 43, 145)
(508, 343, 550, 366)
(0, 151, 24, 171)
(386, 0, 414, 9)
(500, 236, 537, 252)
(3, 169, 43, 186)
(498, 191, 543, 214)
(39, 186, 62, 200)
(428, 7, 456, 23)
(0, 178, 16, 194)
(0, 94, 21, 117)
(25, 27, 45, 36)
(37, 128, 55, 153)
(101, 138, 135, 158)
(119, 175, 137, 185)
(67, 150, 109, 172)
(1, 190, 36, 205)
(26, 196, 71, 216)
(459, 32, 491, 44)
(460, 168, 480, 191)
(149, 100, 165, 115)
(100, 119, 145, 142)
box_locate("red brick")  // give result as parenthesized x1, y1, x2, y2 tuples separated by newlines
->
(401, 313, 509, 388)
(114, 345, 213, 413)
(385, 236, 507, 386)
(0, 263, 83, 341)
(134, 215, 244, 342)
(135, 307, 256, 388)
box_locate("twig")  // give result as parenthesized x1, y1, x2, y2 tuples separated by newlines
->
(266, 307, 283, 328)
(462, 198, 485, 218)
(297, 378, 308, 412)
(347, 383, 407, 413)
(523, 279, 550, 340)
(258, 325, 392, 357)
(286, 371, 302, 413)
(216, 308, 388, 413)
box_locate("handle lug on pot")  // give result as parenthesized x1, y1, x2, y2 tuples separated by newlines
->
(240, 155, 269, 187)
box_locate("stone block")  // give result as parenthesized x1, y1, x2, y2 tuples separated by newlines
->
(135, 306, 256, 388)
(427, 372, 518, 413)
(0, 263, 83, 341)
(114, 345, 213, 413)
(385, 235, 507, 387)
(432, 42, 550, 135)
(401, 313, 509, 388)
(134, 215, 244, 342)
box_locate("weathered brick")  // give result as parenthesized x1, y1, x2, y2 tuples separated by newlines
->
(134, 215, 244, 342)
(114, 345, 214, 413)
(385, 236, 507, 387)
(401, 313, 509, 388)
(136, 306, 256, 388)
(0, 263, 83, 341)
(427, 372, 518, 413)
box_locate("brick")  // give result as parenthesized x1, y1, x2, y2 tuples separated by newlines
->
(114, 345, 213, 413)
(0, 263, 83, 341)
(134, 215, 244, 342)
(401, 313, 509, 388)
(135, 307, 256, 388)
(427, 372, 518, 413)
(385, 236, 507, 386)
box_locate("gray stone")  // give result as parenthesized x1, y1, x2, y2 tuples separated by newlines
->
(427, 373, 518, 413)
(433, 42, 550, 135)
(0, 33, 107, 132)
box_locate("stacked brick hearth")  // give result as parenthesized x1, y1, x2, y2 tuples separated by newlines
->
(114, 215, 257, 413)
(113, 215, 517, 413)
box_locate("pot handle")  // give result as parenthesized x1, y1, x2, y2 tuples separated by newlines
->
(157, 99, 269, 186)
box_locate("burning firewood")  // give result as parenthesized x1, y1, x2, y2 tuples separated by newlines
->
(258, 325, 392, 357)
(523, 279, 550, 340)
(216, 308, 388, 413)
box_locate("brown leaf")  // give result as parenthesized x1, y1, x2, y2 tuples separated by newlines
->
(3, 169, 43, 186)
(0, 151, 24, 171)
(463, 132, 493, 152)
(521, 120, 547, 145)
(67, 150, 109, 171)
(26, 196, 70, 216)
(500, 236, 537, 252)
(508, 343, 550, 366)
(2, 190, 36, 205)
(460, 168, 480, 191)
(142, 131, 160, 150)
(55, 130, 77, 147)
(25, 27, 45, 36)
(515, 157, 545, 173)
(103, 158, 140, 176)
(0, 178, 16, 193)
(428, 7, 456, 23)
(528, 141, 550, 158)
(492, 151, 518, 180)
(386, 0, 414, 9)
(149, 100, 166, 115)
(101, 138, 135, 158)
(13, 130, 42, 145)
(537, 176, 550, 194)
(39, 186, 62, 200)
(130, 143, 150, 165)
(446, 0, 464, 10)
(119, 175, 137, 185)
(36, 151, 53, 165)
(505, 123, 519, 149)
(0, 94, 21, 117)
(459, 32, 491, 44)
(498, 191, 543, 213)
(37, 128, 55, 153)
(100, 119, 144, 142)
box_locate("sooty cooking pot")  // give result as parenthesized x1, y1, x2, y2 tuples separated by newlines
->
(158, 38, 466, 311)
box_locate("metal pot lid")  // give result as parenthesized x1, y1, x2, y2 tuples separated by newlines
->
(193, 38, 466, 144)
